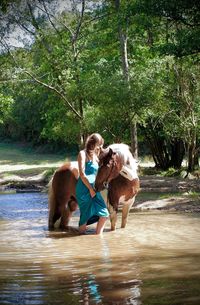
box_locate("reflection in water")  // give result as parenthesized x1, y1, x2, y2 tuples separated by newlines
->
(0, 193, 200, 304)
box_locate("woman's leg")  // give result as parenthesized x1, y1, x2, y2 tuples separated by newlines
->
(96, 217, 107, 235)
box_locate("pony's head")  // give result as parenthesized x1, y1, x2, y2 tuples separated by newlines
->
(95, 147, 120, 191)
(95, 143, 137, 191)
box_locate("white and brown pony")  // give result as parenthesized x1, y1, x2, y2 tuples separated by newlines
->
(95, 144, 140, 231)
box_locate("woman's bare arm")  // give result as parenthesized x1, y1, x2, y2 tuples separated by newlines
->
(78, 150, 96, 198)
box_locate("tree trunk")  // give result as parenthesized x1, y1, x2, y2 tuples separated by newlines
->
(130, 121, 138, 159)
(114, 0, 138, 157)
(187, 134, 197, 172)
(194, 149, 199, 168)
(144, 126, 185, 170)
(145, 133, 170, 169)
(170, 139, 185, 169)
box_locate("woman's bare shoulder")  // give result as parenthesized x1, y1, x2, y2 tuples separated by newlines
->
(78, 150, 86, 160)
(79, 149, 86, 156)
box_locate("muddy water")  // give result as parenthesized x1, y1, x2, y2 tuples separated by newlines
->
(0, 193, 200, 305)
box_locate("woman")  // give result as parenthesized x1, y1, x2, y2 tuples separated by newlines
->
(76, 133, 109, 234)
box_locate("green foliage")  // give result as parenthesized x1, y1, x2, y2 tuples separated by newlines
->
(137, 0, 200, 56)
(0, 93, 14, 125)
(41, 96, 81, 144)
(0, 0, 199, 170)
(160, 167, 182, 177)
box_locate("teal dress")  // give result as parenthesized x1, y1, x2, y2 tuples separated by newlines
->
(76, 160, 109, 226)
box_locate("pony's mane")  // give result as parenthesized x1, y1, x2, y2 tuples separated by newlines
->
(109, 143, 138, 171)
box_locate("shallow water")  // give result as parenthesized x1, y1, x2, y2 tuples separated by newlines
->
(0, 193, 200, 305)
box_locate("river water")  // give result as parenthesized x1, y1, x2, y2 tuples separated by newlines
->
(0, 192, 200, 305)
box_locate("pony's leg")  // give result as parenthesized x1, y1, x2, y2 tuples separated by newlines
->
(110, 211, 117, 231)
(48, 206, 55, 230)
(121, 197, 135, 228)
(60, 199, 78, 229)
(48, 217, 55, 230)
(60, 206, 71, 229)
(60, 198, 78, 229)
(108, 204, 117, 231)
(48, 184, 59, 230)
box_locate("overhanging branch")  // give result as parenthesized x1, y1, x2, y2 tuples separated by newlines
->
(24, 70, 82, 120)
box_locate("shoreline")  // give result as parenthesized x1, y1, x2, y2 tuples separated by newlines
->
(1, 142, 199, 213)
(1, 175, 199, 214)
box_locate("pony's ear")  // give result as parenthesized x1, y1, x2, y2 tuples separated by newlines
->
(99, 147, 109, 160)
(100, 147, 109, 154)
(112, 152, 118, 163)
(108, 148, 113, 156)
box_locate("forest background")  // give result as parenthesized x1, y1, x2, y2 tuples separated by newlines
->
(0, 0, 200, 173)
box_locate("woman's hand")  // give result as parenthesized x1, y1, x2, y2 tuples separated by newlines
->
(89, 188, 96, 198)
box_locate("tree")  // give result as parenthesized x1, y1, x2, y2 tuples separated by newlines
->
(0, 0, 199, 173)
(0, 0, 100, 146)
(132, 0, 200, 170)
(166, 57, 200, 171)
(0, 93, 14, 132)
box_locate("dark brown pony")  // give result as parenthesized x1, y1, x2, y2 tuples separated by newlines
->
(95, 143, 140, 231)
(48, 162, 79, 230)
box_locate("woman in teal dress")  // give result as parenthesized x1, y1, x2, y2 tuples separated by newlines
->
(76, 133, 109, 234)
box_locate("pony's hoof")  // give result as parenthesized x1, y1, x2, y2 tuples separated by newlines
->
(111, 227, 116, 231)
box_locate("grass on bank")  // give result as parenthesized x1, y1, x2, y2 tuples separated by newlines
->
(139, 163, 200, 179)
(1, 141, 199, 179)
(0, 142, 76, 178)
(0, 142, 70, 165)
(136, 191, 200, 203)
(1, 142, 200, 207)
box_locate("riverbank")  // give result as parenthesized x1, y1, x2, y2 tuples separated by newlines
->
(0, 141, 66, 193)
(1, 171, 200, 213)
(0, 142, 199, 213)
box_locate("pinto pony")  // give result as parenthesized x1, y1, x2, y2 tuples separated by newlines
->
(95, 144, 140, 231)
(48, 162, 79, 230)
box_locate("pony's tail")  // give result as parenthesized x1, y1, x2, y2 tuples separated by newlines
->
(48, 180, 61, 230)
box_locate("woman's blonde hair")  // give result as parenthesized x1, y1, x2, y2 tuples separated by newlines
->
(85, 133, 104, 155)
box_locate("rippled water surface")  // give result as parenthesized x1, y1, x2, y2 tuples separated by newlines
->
(0, 193, 200, 305)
